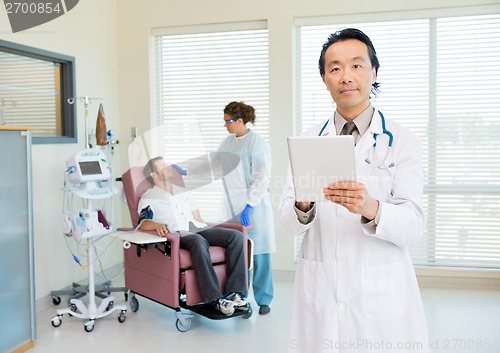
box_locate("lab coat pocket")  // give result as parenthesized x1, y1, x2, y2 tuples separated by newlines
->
(361, 261, 407, 320)
(298, 258, 327, 314)
(365, 172, 394, 202)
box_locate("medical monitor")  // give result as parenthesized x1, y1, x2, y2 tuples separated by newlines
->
(67, 149, 111, 184)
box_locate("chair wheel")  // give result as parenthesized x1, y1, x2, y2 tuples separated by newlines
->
(130, 296, 139, 312)
(175, 317, 192, 332)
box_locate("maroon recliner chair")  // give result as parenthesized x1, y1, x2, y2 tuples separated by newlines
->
(119, 166, 252, 331)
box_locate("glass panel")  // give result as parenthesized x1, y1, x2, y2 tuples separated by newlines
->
(0, 130, 32, 352)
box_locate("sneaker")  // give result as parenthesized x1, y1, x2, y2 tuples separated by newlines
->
(225, 292, 249, 311)
(216, 298, 236, 316)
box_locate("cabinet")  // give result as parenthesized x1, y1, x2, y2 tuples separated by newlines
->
(0, 127, 35, 353)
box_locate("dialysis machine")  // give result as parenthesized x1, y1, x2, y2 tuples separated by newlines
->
(51, 148, 127, 332)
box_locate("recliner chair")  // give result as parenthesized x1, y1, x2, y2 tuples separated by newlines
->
(119, 166, 252, 331)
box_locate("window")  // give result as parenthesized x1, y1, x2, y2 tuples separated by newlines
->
(295, 6, 500, 268)
(151, 22, 269, 220)
(0, 40, 76, 143)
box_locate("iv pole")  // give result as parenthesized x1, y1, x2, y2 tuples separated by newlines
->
(67, 96, 103, 148)
(51, 96, 127, 332)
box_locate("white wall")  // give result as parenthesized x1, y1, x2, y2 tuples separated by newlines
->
(115, 0, 500, 272)
(0, 0, 124, 300)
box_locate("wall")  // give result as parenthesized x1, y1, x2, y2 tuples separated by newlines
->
(116, 0, 500, 272)
(0, 0, 123, 301)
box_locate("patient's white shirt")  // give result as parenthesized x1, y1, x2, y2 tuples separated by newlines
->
(137, 186, 207, 232)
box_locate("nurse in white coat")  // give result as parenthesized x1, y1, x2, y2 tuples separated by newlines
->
(279, 28, 429, 352)
(219, 101, 276, 315)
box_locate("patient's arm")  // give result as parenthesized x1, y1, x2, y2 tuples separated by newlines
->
(140, 219, 169, 237)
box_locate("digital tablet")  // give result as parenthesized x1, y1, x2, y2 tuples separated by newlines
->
(287, 136, 356, 202)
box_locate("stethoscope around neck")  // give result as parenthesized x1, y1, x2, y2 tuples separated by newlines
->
(318, 110, 395, 169)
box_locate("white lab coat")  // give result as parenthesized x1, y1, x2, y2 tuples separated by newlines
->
(218, 130, 276, 254)
(279, 109, 429, 353)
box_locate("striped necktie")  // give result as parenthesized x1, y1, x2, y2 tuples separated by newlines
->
(341, 121, 357, 135)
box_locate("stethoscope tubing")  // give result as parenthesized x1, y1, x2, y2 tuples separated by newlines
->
(318, 110, 394, 168)
(318, 110, 393, 147)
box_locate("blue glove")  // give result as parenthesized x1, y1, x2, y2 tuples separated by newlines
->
(240, 204, 253, 226)
(170, 164, 187, 176)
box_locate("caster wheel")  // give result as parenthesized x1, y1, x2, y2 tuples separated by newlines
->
(175, 318, 192, 332)
(242, 305, 253, 319)
(130, 296, 139, 312)
(118, 311, 127, 323)
(68, 303, 77, 316)
(52, 296, 61, 305)
(84, 320, 95, 332)
(51, 316, 62, 327)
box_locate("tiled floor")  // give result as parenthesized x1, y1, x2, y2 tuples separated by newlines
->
(29, 276, 500, 353)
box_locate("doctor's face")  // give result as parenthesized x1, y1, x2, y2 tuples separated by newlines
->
(322, 39, 376, 119)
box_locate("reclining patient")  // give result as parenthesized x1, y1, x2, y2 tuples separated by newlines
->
(137, 156, 249, 316)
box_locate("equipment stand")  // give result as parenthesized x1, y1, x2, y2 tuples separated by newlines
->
(51, 198, 127, 332)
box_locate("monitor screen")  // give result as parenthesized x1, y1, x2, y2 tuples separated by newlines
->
(79, 161, 103, 176)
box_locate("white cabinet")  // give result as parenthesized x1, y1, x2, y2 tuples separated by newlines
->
(0, 127, 35, 353)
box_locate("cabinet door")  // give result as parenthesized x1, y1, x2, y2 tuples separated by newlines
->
(0, 130, 35, 352)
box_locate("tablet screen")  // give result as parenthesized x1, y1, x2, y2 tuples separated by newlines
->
(287, 136, 356, 202)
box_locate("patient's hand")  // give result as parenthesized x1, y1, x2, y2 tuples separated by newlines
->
(139, 219, 170, 237)
(154, 223, 169, 237)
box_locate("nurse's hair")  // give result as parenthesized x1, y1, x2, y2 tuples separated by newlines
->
(144, 156, 163, 184)
(318, 28, 381, 96)
(224, 101, 256, 125)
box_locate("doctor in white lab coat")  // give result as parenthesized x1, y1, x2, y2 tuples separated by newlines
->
(279, 28, 429, 353)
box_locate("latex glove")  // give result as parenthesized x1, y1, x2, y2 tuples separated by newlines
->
(240, 204, 253, 226)
(170, 164, 187, 176)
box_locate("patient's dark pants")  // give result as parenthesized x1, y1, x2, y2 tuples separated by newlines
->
(179, 223, 247, 303)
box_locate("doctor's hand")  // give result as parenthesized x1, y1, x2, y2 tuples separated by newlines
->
(240, 204, 253, 226)
(170, 164, 187, 176)
(323, 181, 379, 221)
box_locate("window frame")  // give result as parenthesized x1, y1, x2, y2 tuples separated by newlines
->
(293, 5, 500, 269)
(0, 39, 76, 144)
(149, 22, 270, 221)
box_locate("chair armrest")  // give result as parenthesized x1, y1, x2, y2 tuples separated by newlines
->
(116, 227, 181, 248)
(206, 221, 252, 232)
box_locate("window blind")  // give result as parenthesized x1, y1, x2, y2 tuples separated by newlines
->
(0, 51, 60, 136)
(295, 10, 500, 268)
(152, 23, 269, 220)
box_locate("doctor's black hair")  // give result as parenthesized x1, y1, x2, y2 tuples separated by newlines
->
(318, 28, 381, 96)
(224, 101, 256, 125)
(144, 156, 163, 184)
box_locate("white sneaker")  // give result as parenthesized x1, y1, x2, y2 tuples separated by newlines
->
(225, 292, 249, 311)
(216, 298, 236, 316)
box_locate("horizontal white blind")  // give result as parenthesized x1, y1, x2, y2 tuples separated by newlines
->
(153, 25, 269, 220)
(296, 12, 500, 268)
(0, 51, 60, 136)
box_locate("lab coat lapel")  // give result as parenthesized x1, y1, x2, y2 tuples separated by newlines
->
(355, 109, 383, 159)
